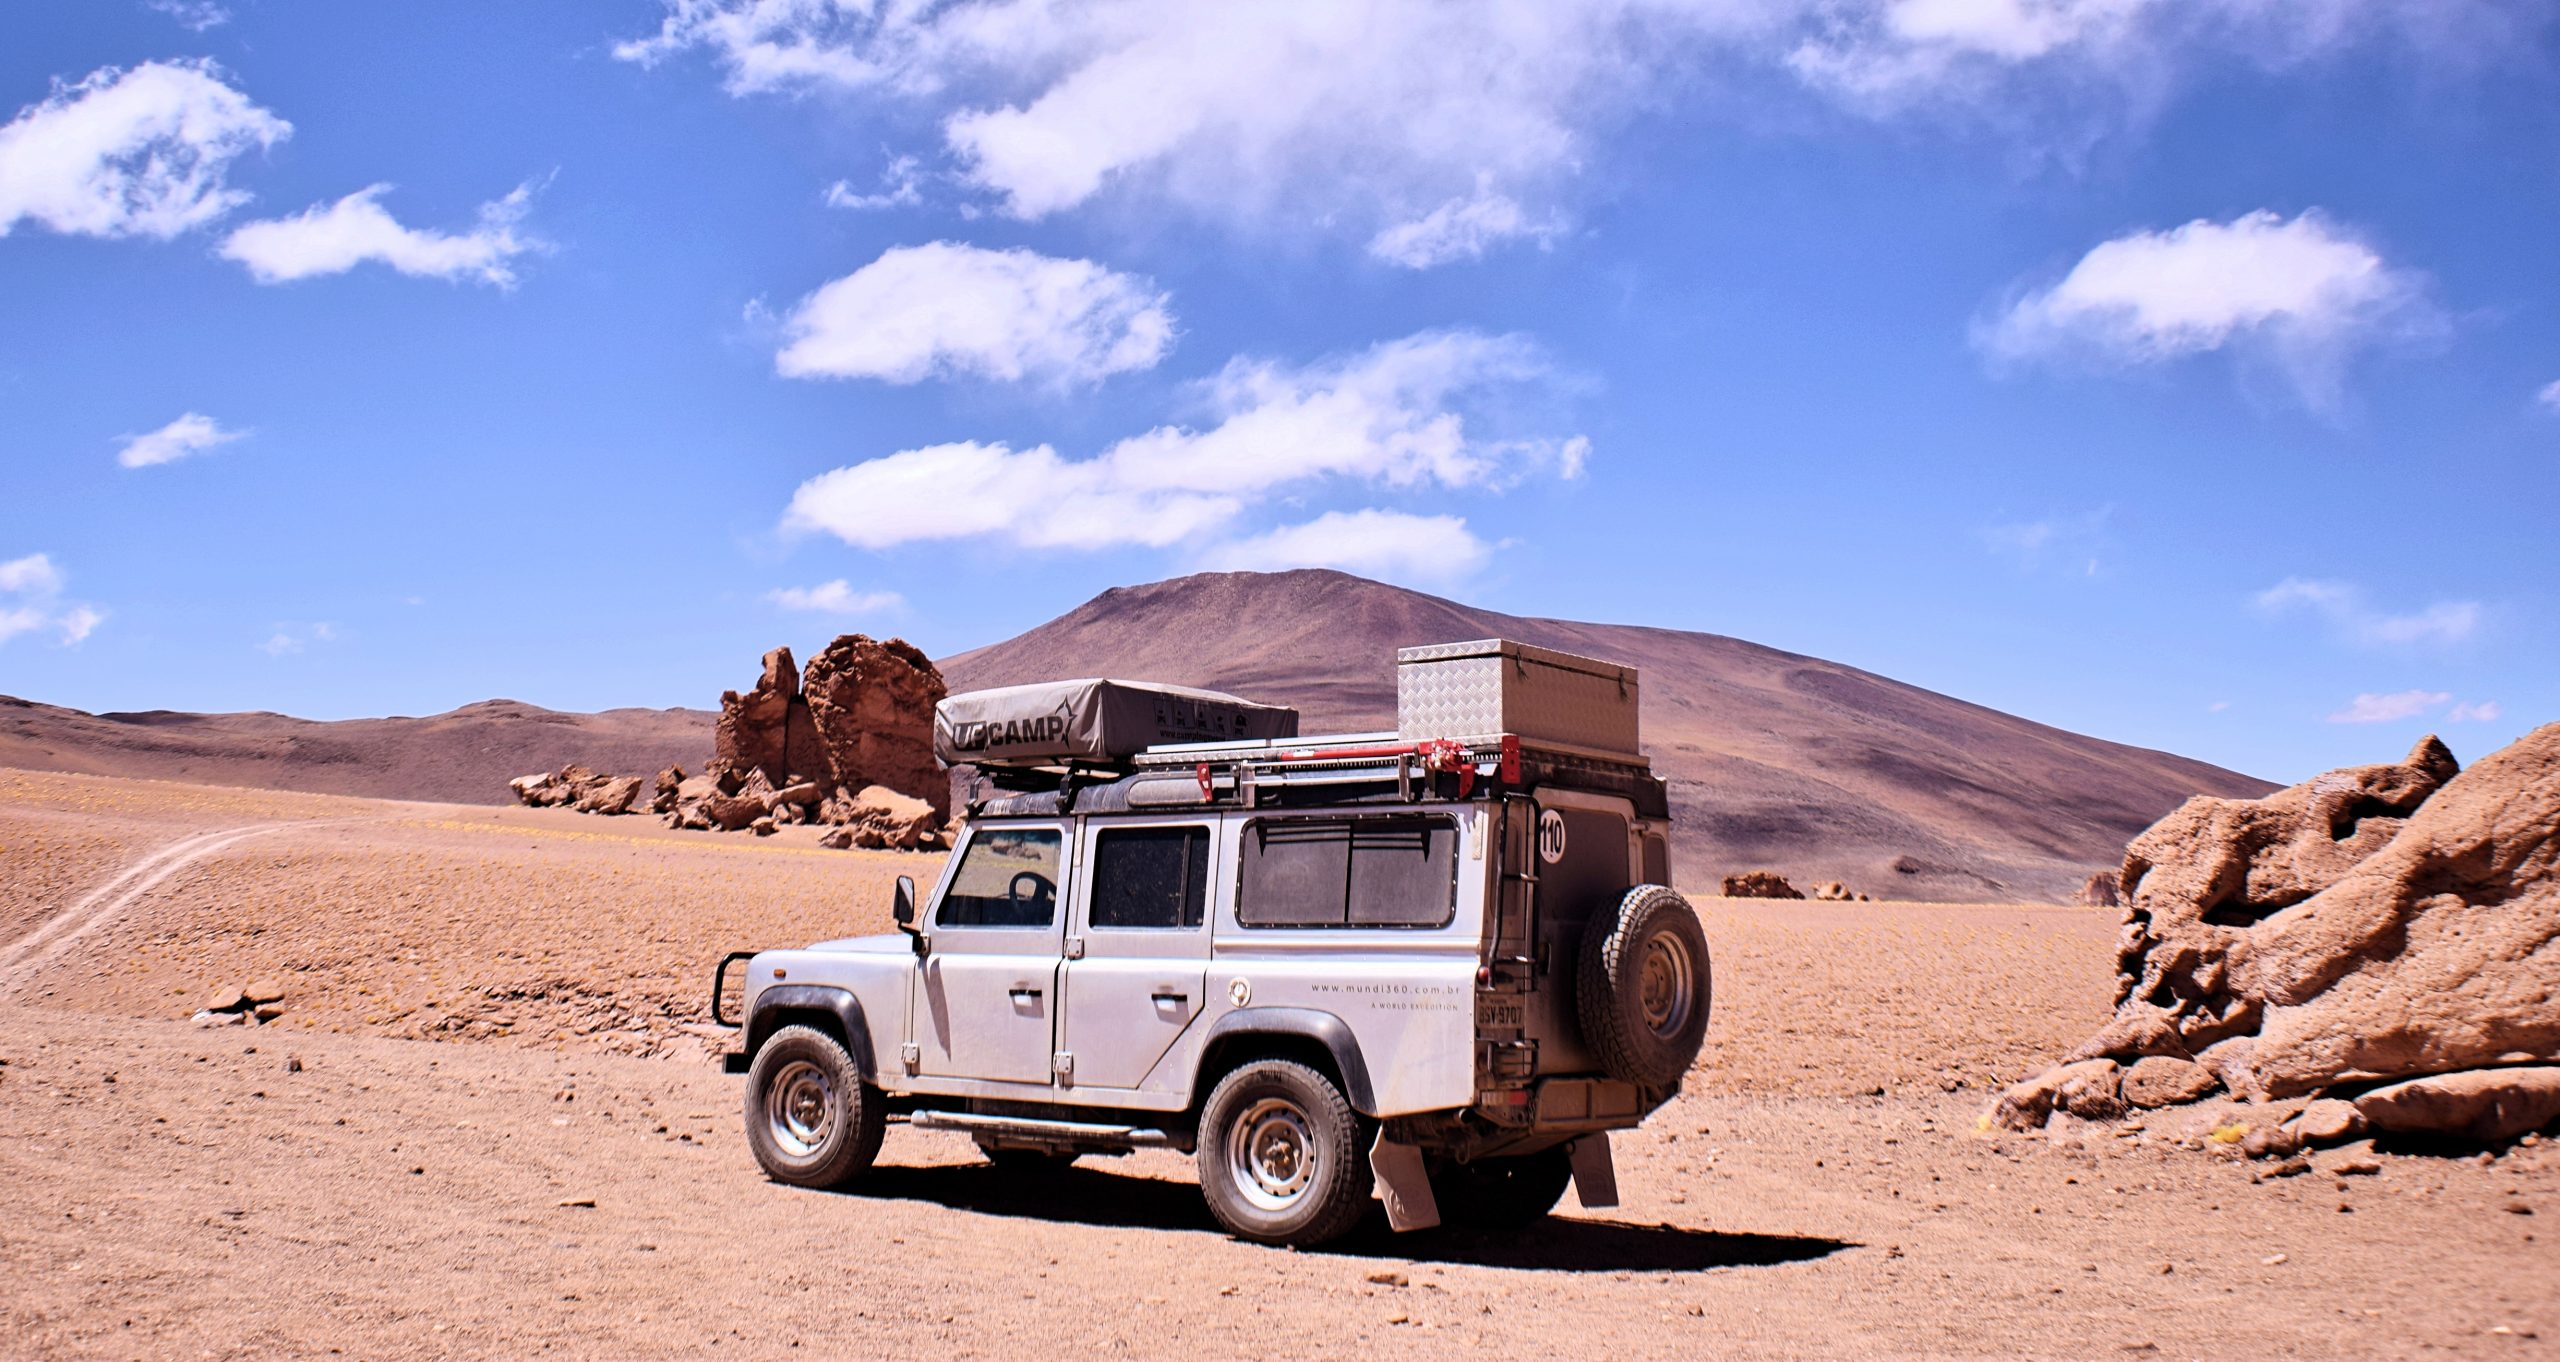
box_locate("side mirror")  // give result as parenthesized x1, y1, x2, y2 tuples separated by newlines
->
(892, 875, 917, 928)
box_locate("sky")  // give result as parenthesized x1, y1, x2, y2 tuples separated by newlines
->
(2, 0, 2555, 786)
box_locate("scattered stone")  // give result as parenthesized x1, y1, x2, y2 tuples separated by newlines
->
(2292, 1098, 2367, 1145)
(1989, 1058, 2122, 1131)
(556, 1197, 597, 1209)
(2354, 1067, 2560, 1144)
(243, 978, 286, 1005)
(1366, 1271, 1408, 1287)
(1721, 870, 1804, 900)
(749, 816, 777, 837)
(2122, 1056, 2218, 1109)
(1809, 880, 1863, 902)
(285, 1055, 302, 1073)
(201, 984, 247, 1014)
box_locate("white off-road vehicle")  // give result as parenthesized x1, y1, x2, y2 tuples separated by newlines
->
(712, 640, 1710, 1247)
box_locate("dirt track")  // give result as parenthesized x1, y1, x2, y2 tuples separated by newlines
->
(1, 769, 2553, 1360)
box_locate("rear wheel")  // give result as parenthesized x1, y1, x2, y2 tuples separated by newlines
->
(744, 1025, 886, 1188)
(1196, 1060, 1371, 1247)
(1430, 1147, 1574, 1231)
(1578, 885, 1712, 1090)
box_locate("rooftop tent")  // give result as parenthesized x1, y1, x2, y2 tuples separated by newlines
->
(934, 678, 1299, 770)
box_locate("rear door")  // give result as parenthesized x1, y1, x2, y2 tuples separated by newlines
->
(1057, 818, 1217, 1090)
(914, 821, 1069, 1085)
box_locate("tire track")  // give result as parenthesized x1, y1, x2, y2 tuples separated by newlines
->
(0, 821, 313, 996)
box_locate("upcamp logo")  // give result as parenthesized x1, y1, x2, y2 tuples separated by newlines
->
(949, 712, 1072, 753)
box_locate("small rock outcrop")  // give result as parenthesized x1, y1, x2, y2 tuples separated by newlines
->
(509, 636, 952, 851)
(1808, 880, 1871, 902)
(1721, 871, 1805, 900)
(2076, 871, 2120, 908)
(1987, 724, 2560, 1150)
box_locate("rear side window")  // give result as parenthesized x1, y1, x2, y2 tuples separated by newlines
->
(1089, 826, 1210, 930)
(1238, 816, 1457, 928)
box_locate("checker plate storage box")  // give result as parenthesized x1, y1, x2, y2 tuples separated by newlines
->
(935, 678, 1298, 769)
(1395, 639, 1640, 755)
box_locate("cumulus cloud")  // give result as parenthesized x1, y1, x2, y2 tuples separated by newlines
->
(767, 580, 905, 614)
(218, 183, 542, 287)
(783, 328, 1582, 558)
(116, 411, 244, 468)
(616, 1, 2524, 259)
(824, 155, 923, 210)
(0, 58, 288, 240)
(777, 242, 1172, 387)
(0, 553, 105, 647)
(2328, 689, 2450, 725)
(2447, 700, 2502, 724)
(2537, 379, 2560, 412)
(2255, 577, 2482, 648)
(1369, 179, 1563, 269)
(1979, 210, 2439, 405)
(1202, 510, 1492, 585)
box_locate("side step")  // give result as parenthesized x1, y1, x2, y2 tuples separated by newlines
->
(909, 1110, 1176, 1150)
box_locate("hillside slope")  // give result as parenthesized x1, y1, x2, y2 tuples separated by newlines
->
(0, 695, 712, 806)
(943, 570, 2274, 901)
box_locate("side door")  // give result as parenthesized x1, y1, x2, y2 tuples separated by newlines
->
(913, 821, 1069, 1086)
(1057, 819, 1216, 1091)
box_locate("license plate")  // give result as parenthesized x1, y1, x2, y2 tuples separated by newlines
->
(1476, 996, 1525, 1030)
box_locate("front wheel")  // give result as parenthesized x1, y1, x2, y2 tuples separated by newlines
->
(1195, 1060, 1371, 1247)
(744, 1025, 886, 1188)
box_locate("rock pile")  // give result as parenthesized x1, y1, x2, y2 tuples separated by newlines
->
(193, 978, 289, 1027)
(1722, 870, 1805, 900)
(1989, 724, 2560, 1150)
(510, 635, 953, 850)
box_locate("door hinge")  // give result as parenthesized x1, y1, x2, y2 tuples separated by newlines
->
(1063, 935, 1085, 960)
(1053, 1051, 1075, 1083)
(900, 1041, 919, 1073)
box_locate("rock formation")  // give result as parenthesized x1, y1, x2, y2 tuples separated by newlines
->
(511, 636, 952, 850)
(1722, 870, 1805, 900)
(1807, 880, 1872, 902)
(2076, 871, 2120, 908)
(1989, 724, 2560, 1148)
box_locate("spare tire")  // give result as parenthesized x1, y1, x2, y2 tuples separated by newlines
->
(1576, 884, 1711, 1089)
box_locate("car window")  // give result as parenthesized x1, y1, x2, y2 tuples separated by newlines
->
(1088, 826, 1210, 930)
(1238, 816, 1457, 928)
(937, 827, 1063, 928)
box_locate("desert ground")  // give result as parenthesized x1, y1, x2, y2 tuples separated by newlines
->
(1, 767, 2551, 1361)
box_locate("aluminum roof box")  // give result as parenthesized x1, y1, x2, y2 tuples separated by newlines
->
(935, 678, 1298, 769)
(1396, 638, 1639, 756)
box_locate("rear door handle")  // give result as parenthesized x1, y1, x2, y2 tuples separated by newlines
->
(1150, 991, 1188, 1005)
(1009, 987, 1042, 999)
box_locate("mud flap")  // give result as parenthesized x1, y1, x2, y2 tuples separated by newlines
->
(1369, 1133, 1441, 1232)
(1568, 1133, 1619, 1210)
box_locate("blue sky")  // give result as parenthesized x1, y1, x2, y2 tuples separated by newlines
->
(2, 1, 2553, 784)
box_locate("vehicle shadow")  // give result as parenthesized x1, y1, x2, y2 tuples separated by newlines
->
(832, 1164, 1856, 1273)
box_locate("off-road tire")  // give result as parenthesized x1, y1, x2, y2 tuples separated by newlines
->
(1429, 1147, 1574, 1231)
(1577, 884, 1712, 1090)
(1196, 1060, 1371, 1247)
(744, 1025, 886, 1188)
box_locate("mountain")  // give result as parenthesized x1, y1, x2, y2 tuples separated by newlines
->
(0, 695, 712, 806)
(941, 569, 2275, 902)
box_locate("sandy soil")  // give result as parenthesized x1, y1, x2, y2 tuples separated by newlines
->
(1, 768, 2552, 1360)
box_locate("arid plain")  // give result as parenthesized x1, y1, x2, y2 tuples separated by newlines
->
(2, 767, 2551, 1361)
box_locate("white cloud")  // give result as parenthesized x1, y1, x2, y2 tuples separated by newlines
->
(767, 580, 906, 614)
(0, 59, 288, 240)
(2255, 577, 2481, 648)
(776, 241, 1172, 387)
(783, 328, 1583, 554)
(0, 552, 105, 647)
(1983, 506, 2111, 574)
(2447, 700, 2502, 724)
(145, 1, 232, 31)
(2328, 690, 2450, 725)
(1980, 210, 2437, 406)
(2537, 379, 2560, 412)
(824, 155, 923, 210)
(1203, 510, 1492, 585)
(218, 183, 542, 287)
(1368, 178, 1562, 269)
(258, 621, 337, 657)
(116, 411, 245, 468)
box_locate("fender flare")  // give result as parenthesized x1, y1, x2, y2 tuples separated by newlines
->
(1200, 1007, 1377, 1114)
(745, 985, 877, 1082)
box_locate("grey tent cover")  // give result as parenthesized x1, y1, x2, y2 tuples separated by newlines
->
(935, 678, 1299, 768)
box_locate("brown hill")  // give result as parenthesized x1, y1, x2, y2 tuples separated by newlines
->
(942, 569, 2276, 902)
(0, 695, 712, 806)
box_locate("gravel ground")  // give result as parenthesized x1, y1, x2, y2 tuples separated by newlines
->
(0, 768, 2552, 1360)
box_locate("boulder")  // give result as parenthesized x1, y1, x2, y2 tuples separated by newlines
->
(1988, 723, 2560, 1132)
(800, 636, 949, 819)
(574, 775, 642, 816)
(1809, 881, 1858, 902)
(698, 792, 765, 832)
(838, 785, 939, 851)
(650, 766, 686, 815)
(1989, 1058, 2122, 1131)
(2077, 871, 2120, 908)
(2290, 1098, 2366, 1145)
(1722, 870, 1804, 900)
(2353, 1067, 2560, 1143)
(2121, 1056, 2218, 1108)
